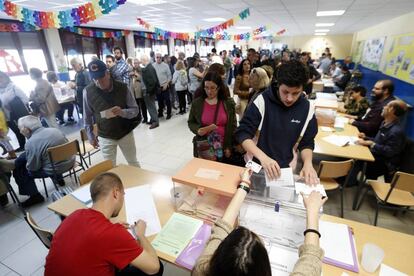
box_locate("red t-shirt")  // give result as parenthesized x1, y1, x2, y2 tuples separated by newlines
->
(45, 209, 142, 276)
(201, 101, 228, 141)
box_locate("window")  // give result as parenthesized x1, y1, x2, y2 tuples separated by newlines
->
(200, 38, 215, 57)
(185, 40, 196, 57)
(174, 39, 185, 57)
(134, 36, 153, 57)
(153, 39, 168, 56)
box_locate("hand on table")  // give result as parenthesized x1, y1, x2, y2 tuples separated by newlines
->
(349, 118, 355, 124)
(300, 163, 319, 186)
(358, 132, 366, 139)
(259, 155, 281, 180)
(356, 139, 374, 147)
(133, 219, 147, 239)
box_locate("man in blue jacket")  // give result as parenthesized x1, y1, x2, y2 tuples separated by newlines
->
(236, 60, 318, 184)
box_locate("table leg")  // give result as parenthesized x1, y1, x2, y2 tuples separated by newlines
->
(352, 161, 367, 210)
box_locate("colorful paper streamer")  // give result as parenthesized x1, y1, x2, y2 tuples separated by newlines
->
(0, 0, 126, 29)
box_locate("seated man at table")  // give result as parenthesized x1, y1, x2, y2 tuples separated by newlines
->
(333, 65, 351, 91)
(338, 86, 369, 120)
(351, 100, 407, 183)
(349, 79, 396, 137)
(45, 172, 163, 276)
(236, 60, 319, 184)
(13, 115, 76, 207)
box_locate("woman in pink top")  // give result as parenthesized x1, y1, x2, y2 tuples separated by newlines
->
(188, 72, 236, 162)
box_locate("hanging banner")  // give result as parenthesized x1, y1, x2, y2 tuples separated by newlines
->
(0, 21, 38, 32)
(252, 29, 286, 40)
(65, 26, 130, 38)
(137, 8, 250, 40)
(0, 0, 127, 29)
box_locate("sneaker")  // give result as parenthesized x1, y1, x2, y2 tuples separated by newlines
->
(158, 114, 164, 118)
(67, 117, 75, 122)
(58, 120, 65, 125)
(55, 178, 65, 187)
(146, 121, 152, 125)
(0, 194, 8, 207)
(149, 123, 159, 129)
(166, 114, 172, 120)
(22, 193, 45, 208)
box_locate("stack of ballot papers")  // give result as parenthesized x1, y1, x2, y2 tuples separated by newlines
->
(323, 134, 359, 147)
(71, 184, 92, 207)
(125, 185, 161, 237)
(319, 221, 359, 272)
(178, 189, 230, 224)
(152, 213, 203, 258)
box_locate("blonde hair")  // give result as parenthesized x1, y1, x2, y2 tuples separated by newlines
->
(175, 60, 185, 71)
(70, 57, 82, 67)
(250, 67, 270, 91)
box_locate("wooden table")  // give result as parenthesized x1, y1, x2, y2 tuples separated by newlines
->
(314, 123, 375, 162)
(322, 215, 414, 276)
(48, 164, 414, 275)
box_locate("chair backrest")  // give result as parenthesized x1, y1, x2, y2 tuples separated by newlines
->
(391, 171, 414, 193)
(47, 140, 80, 163)
(79, 160, 113, 186)
(80, 124, 98, 142)
(25, 212, 53, 249)
(317, 159, 354, 179)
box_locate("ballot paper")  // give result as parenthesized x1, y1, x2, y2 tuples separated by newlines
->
(320, 126, 335, 132)
(322, 134, 358, 147)
(152, 213, 203, 258)
(319, 221, 359, 272)
(336, 116, 350, 124)
(265, 167, 295, 187)
(295, 182, 327, 197)
(71, 184, 92, 205)
(194, 168, 221, 180)
(379, 264, 408, 276)
(100, 108, 116, 119)
(125, 185, 161, 237)
(267, 244, 299, 276)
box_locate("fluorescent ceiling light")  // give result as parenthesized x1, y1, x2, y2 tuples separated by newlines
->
(317, 10, 345, 16)
(203, 17, 226, 22)
(315, 33, 327, 36)
(315, 23, 334, 27)
(236, 26, 252, 30)
(315, 29, 330, 32)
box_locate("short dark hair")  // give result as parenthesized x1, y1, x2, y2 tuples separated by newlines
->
(380, 79, 394, 95)
(113, 46, 123, 54)
(90, 172, 123, 202)
(341, 65, 349, 72)
(390, 100, 407, 118)
(46, 71, 58, 83)
(29, 68, 43, 79)
(248, 48, 256, 53)
(105, 55, 115, 62)
(351, 86, 367, 97)
(200, 71, 227, 101)
(211, 48, 217, 53)
(207, 227, 271, 276)
(208, 63, 225, 76)
(277, 60, 309, 88)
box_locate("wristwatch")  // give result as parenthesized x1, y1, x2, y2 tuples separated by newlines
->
(370, 142, 376, 149)
(237, 184, 250, 194)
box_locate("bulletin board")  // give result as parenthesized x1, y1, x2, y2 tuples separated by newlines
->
(361, 37, 386, 71)
(352, 40, 365, 64)
(384, 33, 414, 85)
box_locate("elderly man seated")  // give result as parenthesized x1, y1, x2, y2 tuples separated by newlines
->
(13, 115, 75, 207)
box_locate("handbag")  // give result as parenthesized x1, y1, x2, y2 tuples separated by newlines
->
(194, 101, 222, 161)
(9, 86, 30, 122)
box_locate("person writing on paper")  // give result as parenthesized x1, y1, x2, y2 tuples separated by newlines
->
(350, 100, 407, 183)
(192, 169, 327, 276)
(235, 60, 319, 184)
(83, 60, 141, 167)
(45, 172, 163, 276)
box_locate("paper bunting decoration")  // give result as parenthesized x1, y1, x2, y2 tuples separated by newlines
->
(252, 29, 287, 40)
(0, 21, 39, 32)
(65, 26, 130, 38)
(0, 0, 126, 29)
(137, 8, 251, 40)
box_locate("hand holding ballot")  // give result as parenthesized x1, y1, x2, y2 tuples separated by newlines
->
(259, 155, 281, 180)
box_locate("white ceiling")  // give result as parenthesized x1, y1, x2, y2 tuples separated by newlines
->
(1, 0, 414, 36)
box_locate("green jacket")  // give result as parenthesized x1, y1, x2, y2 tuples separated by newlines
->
(345, 98, 369, 119)
(188, 97, 236, 150)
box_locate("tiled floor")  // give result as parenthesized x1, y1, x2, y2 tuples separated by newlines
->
(0, 111, 412, 275)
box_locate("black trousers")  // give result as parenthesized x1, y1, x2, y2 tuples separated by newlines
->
(157, 88, 171, 116)
(7, 120, 25, 149)
(56, 103, 74, 122)
(136, 98, 148, 122)
(348, 159, 393, 186)
(176, 90, 187, 113)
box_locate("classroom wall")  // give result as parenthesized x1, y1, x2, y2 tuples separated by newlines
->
(351, 11, 414, 139)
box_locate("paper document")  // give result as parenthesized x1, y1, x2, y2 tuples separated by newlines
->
(267, 244, 299, 276)
(125, 185, 161, 237)
(323, 134, 358, 147)
(316, 92, 337, 100)
(379, 264, 408, 276)
(100, 108, 116, 119)
(265, 167, 294, 187)
(71, 184, 92, 205)
(295, 182, 327, 197)
(335, 116, 349, 124)
(194, 168, 221, 180)
(152, 213, 203, 258)
(321, 126, 335, 132)
(319, 221, 359, 272)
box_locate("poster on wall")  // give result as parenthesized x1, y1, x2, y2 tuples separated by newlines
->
(384, 33, 414, 85)
(361, 37, 386, 71)
(352, 40, 364, 64)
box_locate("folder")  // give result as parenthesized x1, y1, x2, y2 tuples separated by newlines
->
(320, 221, 359, 273)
